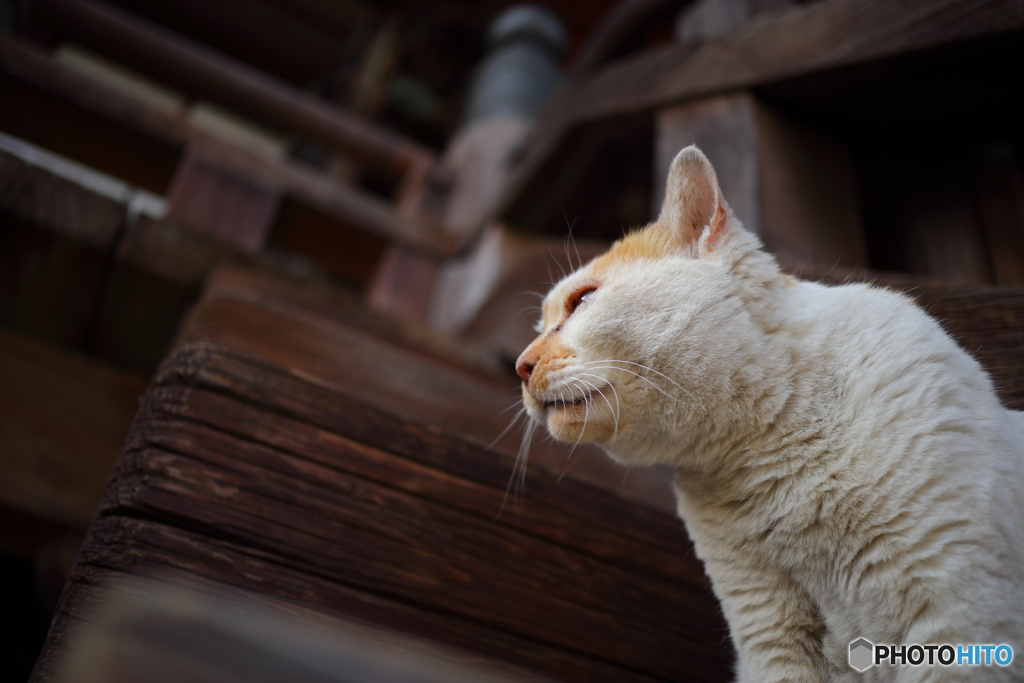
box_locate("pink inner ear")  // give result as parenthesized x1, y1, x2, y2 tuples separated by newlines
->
(704, 203, 729, 250)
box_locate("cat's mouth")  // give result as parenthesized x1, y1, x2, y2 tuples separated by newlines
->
(543, 395, 588, 409)
(542, 386, 599, 410)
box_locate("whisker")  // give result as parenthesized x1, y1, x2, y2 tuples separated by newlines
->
(581, 359, 686, 391)
(584, 365, 675, 400)
(485, 405, 527, 454)
(564, 380, 591, 460)
(500, 418, 537, 517)
(578, 375, 620, 441)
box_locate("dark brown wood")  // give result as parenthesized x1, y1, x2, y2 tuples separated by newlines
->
(367, 247, 438, 324)
(41, 574, 557, 683)
(165, 148, 281, 254)
(32, 341, 731, 683)
(34, 0, 435, 180)
(500, 0, 1024, 222)
(177, 266, 680, 513)
(571, 0, 684, 73)
(0, 36, 458, 257)
(0, 145, 124, 346)
(0, 329, 147, 529)
(91, 215, 243, 373)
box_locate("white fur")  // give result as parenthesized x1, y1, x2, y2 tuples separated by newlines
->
(517, 146, 1024, 682)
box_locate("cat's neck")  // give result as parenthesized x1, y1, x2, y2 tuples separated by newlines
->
(660, 279, 849, 500)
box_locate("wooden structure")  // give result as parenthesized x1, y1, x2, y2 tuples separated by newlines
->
(4, 0, 1024, 679)
(31, 277, 731, 683)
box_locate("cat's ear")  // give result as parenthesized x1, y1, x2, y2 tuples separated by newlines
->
(657, 146, 728, 253)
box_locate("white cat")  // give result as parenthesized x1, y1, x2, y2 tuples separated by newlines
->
(516, 146, 1024, 682)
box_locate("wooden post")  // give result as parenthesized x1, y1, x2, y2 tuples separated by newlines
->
(165, 146, 281, 254)
(655, 92, 868, 270)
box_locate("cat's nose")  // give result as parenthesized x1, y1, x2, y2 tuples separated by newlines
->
(516, 359, 535, 384)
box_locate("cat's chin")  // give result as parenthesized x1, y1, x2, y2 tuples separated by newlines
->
(543, 402, 616, 445)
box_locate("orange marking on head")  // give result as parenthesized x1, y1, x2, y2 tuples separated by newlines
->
(590, 223, 674, 276)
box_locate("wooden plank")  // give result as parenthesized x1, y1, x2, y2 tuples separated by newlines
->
(150, 343, 697, 572)
(0, 329, 147, 528)
(32, 342, 732, 682)
(33, 0, 435, 179)
(51, 550, 669, 683)
(0, 146, 124, 347)
(500, 0, 1024, 220)
(40, 574, 559, 683)
(0, 37, 456, 257)
(177, 269, 679, 514)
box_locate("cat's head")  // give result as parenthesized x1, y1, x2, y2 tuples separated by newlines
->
(516, 146, 787, 467)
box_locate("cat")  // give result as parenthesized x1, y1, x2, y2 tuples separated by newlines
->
(515, 145, 1024, 682)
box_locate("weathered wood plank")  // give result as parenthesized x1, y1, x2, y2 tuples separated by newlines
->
(98, 444, 720, 673)
(52, 341, 725, 681)
(57, 543, 673, 683)
(41, 574, 567, 683)
(500, 0, 1024, 221)
(149, 345, 697, 567)
(180, 267, 680, 513)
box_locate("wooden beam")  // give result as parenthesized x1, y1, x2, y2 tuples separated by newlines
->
(570, 0, 683, 73)
(0, 37, 458, 257)
(34, 0, 435, 179)
(0, 329, 147, 529)
(500, 0, 1024, 220)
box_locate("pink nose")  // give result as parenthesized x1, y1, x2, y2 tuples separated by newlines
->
(516, 359, 535, 384)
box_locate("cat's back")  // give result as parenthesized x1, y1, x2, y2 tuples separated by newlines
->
(789, 279, 1003, 418)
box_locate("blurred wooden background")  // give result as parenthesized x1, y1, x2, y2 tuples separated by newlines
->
(2, 0, 1023, 680)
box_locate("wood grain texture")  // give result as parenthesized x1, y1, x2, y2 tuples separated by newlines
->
(33, 341, 731, 683)
(177, 267, 680, 514)
(500, 0, 1024, 221)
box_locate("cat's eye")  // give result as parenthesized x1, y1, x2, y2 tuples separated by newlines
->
(567, 286, 597, 314)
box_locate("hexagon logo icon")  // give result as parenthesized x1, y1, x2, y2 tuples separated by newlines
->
(849, 638, 874, 672)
